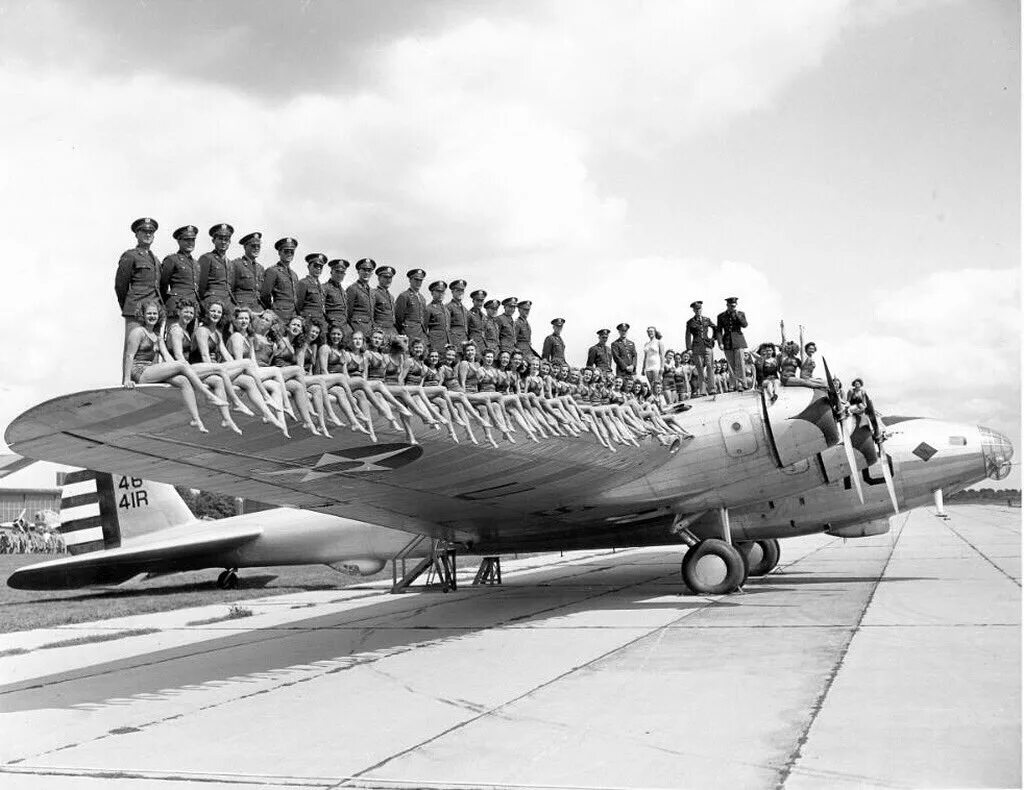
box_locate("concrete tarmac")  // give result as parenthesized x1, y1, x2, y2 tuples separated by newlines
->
(0, 504, 1019, 789)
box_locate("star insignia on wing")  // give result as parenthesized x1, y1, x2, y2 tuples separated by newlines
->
(255, 443, 424, 482)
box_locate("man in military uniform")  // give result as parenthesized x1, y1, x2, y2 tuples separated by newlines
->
(372, 264, 398, 341)
(232, 232, 264, 313)
(324, 258, 350, 334)
(483, 298, 501, 355)
(260, 237, 300, 322)
(346, 258, 376, 339)
(394, 268, 427, 343)
(115, 217, 163, 344)
(586, 328, 613, 373)
(197, 223, 236, 308)
(716, 296, 748, 391)
(497, 297, 518, 355)
(425, 280, 450, 353)
(685, 300, 719, 396)
(295, 253, 328, 330)
(611, 322, 637, 377)
(447, 280, 469, 349)
(542, 318, 566, 365)
(514, 300, 539, 359)
(160, 224, 199, 320)
(467, 289, 487, 350)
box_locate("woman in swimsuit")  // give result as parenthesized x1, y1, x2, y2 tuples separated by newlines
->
(121, 299, 228, 433)
(405, 339, 469, 444)
(661, 350, 677, 405)
(365, 329, 416, 437)
(385, 335, 443, 439)
(309, 325, 372, 437)
(642, 326, 665, 391)
(269, 316, 324, 435)
(471, 347, 515, 443)
(675, 351, 693, 401)
(496, 350, 541, 442)
(222, 308, 292, 433)
(165, 299, 248, 434)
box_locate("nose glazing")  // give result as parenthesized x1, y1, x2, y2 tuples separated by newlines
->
(979, 426, 1014, 481)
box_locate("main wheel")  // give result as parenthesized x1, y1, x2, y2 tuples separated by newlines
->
(216, 570, 230, 589)
(224, 571, 239, 589)
(746, 539, 781, 577)
(681, 539, 745, 594)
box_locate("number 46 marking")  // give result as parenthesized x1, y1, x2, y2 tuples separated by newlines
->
(117, 476, 149, 508)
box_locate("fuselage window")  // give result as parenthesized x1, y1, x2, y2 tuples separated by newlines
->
(948, 436, 967, 446)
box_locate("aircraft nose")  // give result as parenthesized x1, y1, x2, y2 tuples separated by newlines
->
(979, 426, 1014, 481)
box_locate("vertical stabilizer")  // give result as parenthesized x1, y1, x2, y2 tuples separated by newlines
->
(57, 471, 195, 549)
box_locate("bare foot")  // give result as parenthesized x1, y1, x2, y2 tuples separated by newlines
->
(190, 419, 209, 434)
(221, 418, 243, 435)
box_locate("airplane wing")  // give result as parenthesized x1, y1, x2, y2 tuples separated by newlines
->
(7, 526, 262, 590)
(0, 453, 36, 480)
(5, 386, 688, 544)
(5, 384, 837, 546)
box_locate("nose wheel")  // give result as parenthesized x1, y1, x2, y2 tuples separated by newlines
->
(216, 569, 238, 589)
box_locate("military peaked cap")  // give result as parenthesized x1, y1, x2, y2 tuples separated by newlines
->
(356, 258, 376, 271)
(375, 265, 396, 277)
(305, 253, 327, 265)
(171, 225, 198, 240)
(328, 258, 350, 269)
(209, 223, 234, 237)
(239, 232, 262, 246)
(131, 217, 158, 232)
(551, 317, 565, 326)
(450, 279, 467, 290)
(689, 300, 703, 309)
(518, 300, 532, 309)
(616, 322, 630, 331)
(274, 237, 298, 251)
(429, 280, 448, 292)
(470, 289, 487, 300)
(501, 297, 518, 307)
(407, 268, 426, 279)
(484, 299, 500, 309)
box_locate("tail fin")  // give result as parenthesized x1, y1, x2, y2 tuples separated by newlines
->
(57, 471, 195, 553)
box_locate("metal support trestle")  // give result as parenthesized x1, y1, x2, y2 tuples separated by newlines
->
(472, 556, 502, 586)
(391, 538, 457, 593)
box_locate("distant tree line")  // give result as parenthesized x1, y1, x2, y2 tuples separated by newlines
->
(176, 487, 237, 520)
(948, 488, 1021, 504)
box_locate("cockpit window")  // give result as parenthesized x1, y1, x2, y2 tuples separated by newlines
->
(948, 436, 967, 446)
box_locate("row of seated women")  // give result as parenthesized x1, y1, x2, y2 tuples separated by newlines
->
(122, 298, 690, 451)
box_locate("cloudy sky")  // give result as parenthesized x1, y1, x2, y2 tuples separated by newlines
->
(0, 0, 1018, 488)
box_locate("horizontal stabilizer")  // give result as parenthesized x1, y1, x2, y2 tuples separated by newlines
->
(7, 527, 262, 590)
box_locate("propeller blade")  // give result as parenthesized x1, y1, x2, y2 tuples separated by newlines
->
(879, 451, 900, 514)
(841, 418, 865, 505)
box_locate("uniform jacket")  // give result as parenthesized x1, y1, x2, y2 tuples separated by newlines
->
(346, 280, 375, 332)
(542, 333, 566, 364)
(715, 309, 748, 350)
(610, 337, 637, 375)
(323, 279, 349, 332)
(260, 263, 300, 322)
(482, 314, 500, 352)
(159, 251, 198, 314)
(295, 274, 327, 324)
(394, 288, 427, 340)
(514, 316, 536, 357)
(496, 314, 516, 353)
(372, 286, 396, 332)
(586, 343, 613, 372)
(685, 315, 718, 352)
(231, 256, 264, 311)
(447, 300, 468, 347)
(425, 301, 451, 351)
(197, 251, 235, 305)
(467, 306, 486, 348)
(115, 246, 162, 318)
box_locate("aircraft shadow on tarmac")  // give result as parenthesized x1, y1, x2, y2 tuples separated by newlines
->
(0, 565, 741, 712)
(0, 564, 933, 714)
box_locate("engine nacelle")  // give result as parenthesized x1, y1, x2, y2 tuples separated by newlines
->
(826, 518, 891, 539)
(327, 558, 387, 577)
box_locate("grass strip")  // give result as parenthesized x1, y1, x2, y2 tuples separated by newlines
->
(37, 627, 161, 651)
(186, 605, 254, 627)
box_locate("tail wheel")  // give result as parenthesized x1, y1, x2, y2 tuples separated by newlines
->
(746, 539, 781, 577)
(216, 569, 239, 590)
(681, 539, 745, 595)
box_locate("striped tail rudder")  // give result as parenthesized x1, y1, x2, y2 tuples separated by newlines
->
(56, 470, 122, 555)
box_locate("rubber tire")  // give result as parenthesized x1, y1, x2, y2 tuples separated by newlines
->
(681, 539, 746, 595)
(216, 570, 230, 590)
(224, 571, 239, 590)
(747, 539, 781, 577)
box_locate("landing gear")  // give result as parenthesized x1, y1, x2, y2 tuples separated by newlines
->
(737, 539, 780, 577)
(680, 539, 746, 595)
(216, 569, 238, 589)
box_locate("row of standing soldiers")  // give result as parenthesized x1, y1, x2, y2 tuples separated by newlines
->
(114, 220, 550, 359)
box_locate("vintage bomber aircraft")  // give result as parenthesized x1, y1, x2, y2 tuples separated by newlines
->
(6, 414, 1010, 594)
(7, 378, 1006, 593)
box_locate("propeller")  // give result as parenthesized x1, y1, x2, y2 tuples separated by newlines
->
(875, 416, 900, 515)
(823, 358, 864, 505)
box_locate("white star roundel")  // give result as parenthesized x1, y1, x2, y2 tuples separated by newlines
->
(255, 443, 424, 482)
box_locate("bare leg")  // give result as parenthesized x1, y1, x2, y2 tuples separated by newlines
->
(167, 374, 207, 432)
